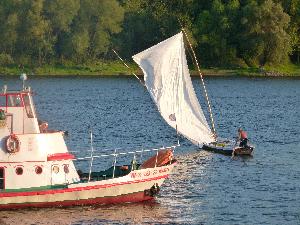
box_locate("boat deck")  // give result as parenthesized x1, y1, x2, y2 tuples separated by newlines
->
(78, 164, 139, 182)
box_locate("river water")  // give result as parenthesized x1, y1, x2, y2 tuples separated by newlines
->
(0, 76, 299, 225)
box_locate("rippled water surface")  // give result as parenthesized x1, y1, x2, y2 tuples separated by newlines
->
(0, 76, 299, 225)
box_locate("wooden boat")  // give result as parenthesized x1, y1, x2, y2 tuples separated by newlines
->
(0, 77, 177, 209)
(202, 140, 254, 156)
(132, 31, 254, 156)
(202, 140, 236, 155)
(233, 146, 254, 156)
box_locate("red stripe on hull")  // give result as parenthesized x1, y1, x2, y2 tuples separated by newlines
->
(0, 191, 153, 209)
(47, 152, 75, 161)
(0, 174, 168, 198)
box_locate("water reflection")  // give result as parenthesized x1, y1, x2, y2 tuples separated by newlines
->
(0, 202, 171, 225)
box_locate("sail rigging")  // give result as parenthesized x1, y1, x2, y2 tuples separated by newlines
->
(181, 29, 217, 136)
(133, 32, 215, 146)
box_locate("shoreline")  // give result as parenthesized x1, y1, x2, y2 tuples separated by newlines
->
(0, 62, 299, 77)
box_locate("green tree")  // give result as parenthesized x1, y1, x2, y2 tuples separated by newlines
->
(0, 0, 20, 62)
(276, 0, 300, 63)
(61, 0, 124, 62)
(118, 0, 194, 58)
(44, 0, 80, 60)
(117, 0, 163, 57)
(44, 0, 80, 33)
(0, 0, 297, 68)
(16, 0, 54, 65)
(239, 0, 291, 66)
(193, 0, 240, 66)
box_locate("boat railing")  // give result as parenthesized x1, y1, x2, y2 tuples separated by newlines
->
(74, 144, 178, 162)
(72, 144, 179, 181)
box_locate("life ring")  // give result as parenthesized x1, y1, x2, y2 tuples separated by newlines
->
(6, 134, 20, 153)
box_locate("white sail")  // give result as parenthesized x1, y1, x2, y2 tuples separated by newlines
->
(133, 32, 215, 146)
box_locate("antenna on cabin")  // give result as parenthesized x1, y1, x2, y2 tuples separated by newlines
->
(2, 85, 7, 94)
(20, 73, 27, 90)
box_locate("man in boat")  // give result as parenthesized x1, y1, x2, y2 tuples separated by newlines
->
(238, 128, 248, 147)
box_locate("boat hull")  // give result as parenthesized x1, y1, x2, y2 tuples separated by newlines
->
(0, 162, 176, 209)
(202, 144, 233, 155)
(202, 141, 234, 155)
(202, 140, 254, 156)
(233, 146, 254, 156)
(0, 191, 153, 209)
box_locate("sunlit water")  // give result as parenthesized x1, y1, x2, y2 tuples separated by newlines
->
(0, 76, 299, 225)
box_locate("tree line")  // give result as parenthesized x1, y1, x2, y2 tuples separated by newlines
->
(0, 0, 299, 68)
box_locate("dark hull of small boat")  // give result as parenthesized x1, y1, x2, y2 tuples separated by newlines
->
(202, 144, 233, 155)
(233, 146, 254, 156)
(202, 144, 254, 156)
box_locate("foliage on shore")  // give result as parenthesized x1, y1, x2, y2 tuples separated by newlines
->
(0, 0, 299, 74)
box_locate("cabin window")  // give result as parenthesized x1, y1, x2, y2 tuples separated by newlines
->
(0, 168, 4, 189)
(15, 167, 23, 175)
(63, 165, 69, 174)
(52, 166, 59, 174)
(35, 166, 43, 174)
(0, 96, 6, 107)
(7, 95, 22, 107)
(23, 94, 36, 118)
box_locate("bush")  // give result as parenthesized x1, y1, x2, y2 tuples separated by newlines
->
(229, 58, 249, 69)
(16, 55, 31, 67)
(0, 53, 14, 66)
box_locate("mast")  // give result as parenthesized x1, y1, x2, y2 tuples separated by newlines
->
(181, 29, 217, 137)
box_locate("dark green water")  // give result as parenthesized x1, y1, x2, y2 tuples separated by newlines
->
(0, 76, 299, 225)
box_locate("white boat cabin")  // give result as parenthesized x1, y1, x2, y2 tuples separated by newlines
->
(0, 85, 80, 192)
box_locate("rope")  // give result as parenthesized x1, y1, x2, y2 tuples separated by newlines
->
(181, 28, 217, 138)
(112, 49, 145, 86)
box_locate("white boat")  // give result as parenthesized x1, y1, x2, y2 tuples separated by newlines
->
(132, 31, 254, 155)
(0, 77, 177, 209)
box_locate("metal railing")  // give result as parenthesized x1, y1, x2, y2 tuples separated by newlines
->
(73, 144, 179, 181)
(74, 145, 178, 161)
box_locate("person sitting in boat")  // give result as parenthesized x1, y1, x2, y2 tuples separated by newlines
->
(238, 128, 248, 147)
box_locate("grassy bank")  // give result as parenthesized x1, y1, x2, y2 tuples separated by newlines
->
(0, 61, 300, 77)
(194, 63, 300, 76)
(0, 61, 134, 76)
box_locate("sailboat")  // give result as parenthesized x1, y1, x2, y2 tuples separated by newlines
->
(132, 31, 254, 156)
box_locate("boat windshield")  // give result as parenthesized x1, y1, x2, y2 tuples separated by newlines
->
(23, 94, 36, 118)
(7, 94, 22, 107)
(0, 96, 5, 107)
